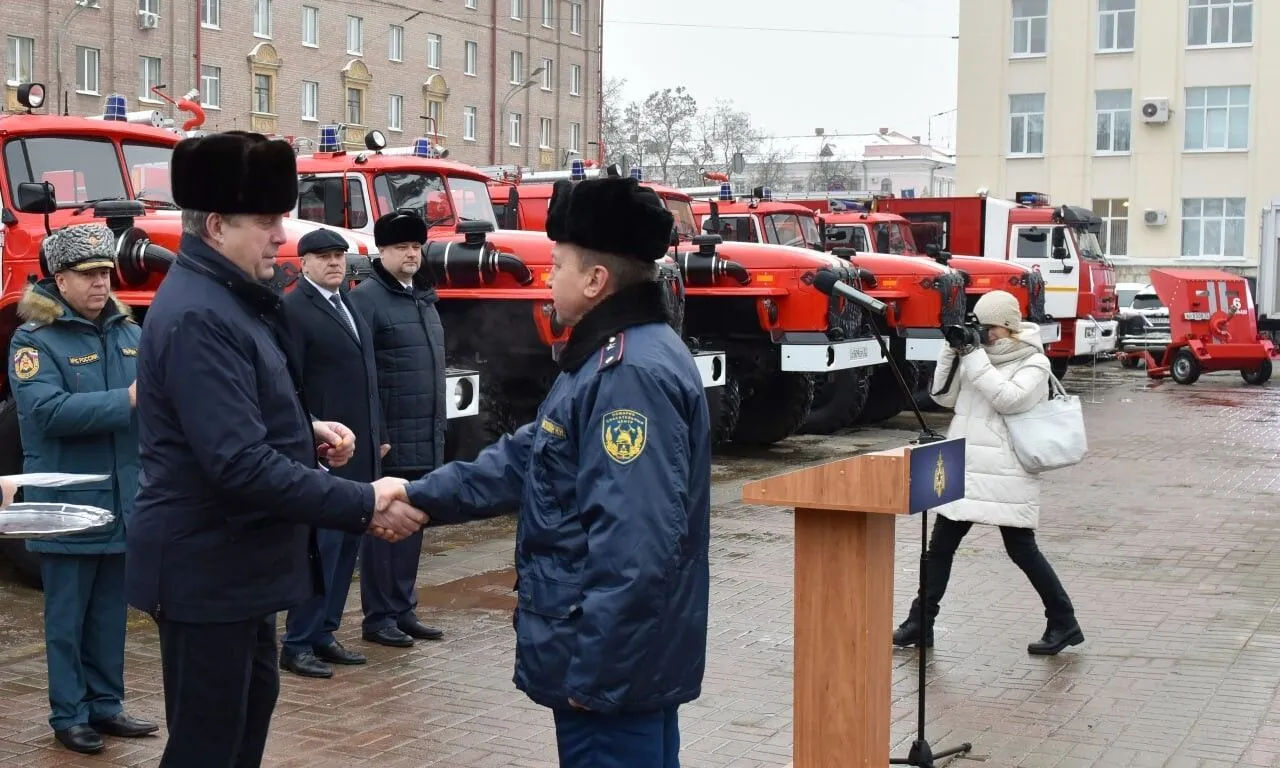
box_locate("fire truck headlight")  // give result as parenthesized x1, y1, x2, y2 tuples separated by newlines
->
(17, 83, 45, 110)
(364, 130, 387, 151)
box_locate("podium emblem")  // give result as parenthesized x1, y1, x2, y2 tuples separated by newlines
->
(908, 437, 965, 513)
(933, 452, 946, 497)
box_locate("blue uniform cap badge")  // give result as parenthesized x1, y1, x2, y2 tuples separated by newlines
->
(602, 408, 647, 464)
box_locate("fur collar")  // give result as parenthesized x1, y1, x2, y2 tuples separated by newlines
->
(16, 280, 132, 328)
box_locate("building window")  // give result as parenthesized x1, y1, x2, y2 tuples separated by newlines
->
(1185, 86, 1249, 151)
(464, 40, 477, 75)
(139, 0, 158, 17)
(200, 64, 220, 108)
(511, 51, 524, 84)
(1181, 198, 1246, 258)
(542, 0, 555, 27)
(1095, 89, 1131, 153)
(1188, 0, 1251, 47)
(569, 63, 581, 96)
(347, 16, 363, 55)
(6, 36, 35, 85)
(427, 99, 442, 135)
(1097, 0, 1134, 51)
(1008, 93, 1045, 155)
(570, 2, 582, 34)
(76, 46, 100, 94)
(347, 87, 363, 125)
(539, 117, 552, 148)
(1092, 199, 1128, 257)
(428, 34, 442, 69)
(301, 6, 318, 46)
(202, 0, 220, 28)
(301, 80, 318, 120)
(139, 55, 162, 101)
(511, 0, 522, 19)
(465, 0, 476, 8)
(1011, 0, 1048, 57)
(388, 25, 403, 61)
(254, 73, 272, 113)
(541, 58, 553, 90)
(464, 106, 477, 140)
(509, 113, 522, 146)
(388, 94, 403, 131)
(253, 0, 271, 38)
(570, 121, 581, 152)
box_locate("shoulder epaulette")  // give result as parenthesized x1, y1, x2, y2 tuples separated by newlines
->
(597, 332, 625, 371)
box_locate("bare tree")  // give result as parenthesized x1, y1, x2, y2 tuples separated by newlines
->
(680, 99, 761, 187)
(806, 155, 860, 192)
(629, 87, 698, 183)
(600, 76, 629, 168)
(749, 142, 795, 192)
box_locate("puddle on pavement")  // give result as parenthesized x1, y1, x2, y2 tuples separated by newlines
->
(416, 567, 517, 611)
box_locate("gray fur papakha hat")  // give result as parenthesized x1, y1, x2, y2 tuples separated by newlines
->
(44, 223, 117, 274)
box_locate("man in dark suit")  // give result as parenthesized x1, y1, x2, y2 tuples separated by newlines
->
(279, 228, 384, 679)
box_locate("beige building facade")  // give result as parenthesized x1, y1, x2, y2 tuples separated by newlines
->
(955, 0, 1279, 280)
(3, 0, 601, 170)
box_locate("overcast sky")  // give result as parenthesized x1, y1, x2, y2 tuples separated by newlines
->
(600, 0, 960, 158)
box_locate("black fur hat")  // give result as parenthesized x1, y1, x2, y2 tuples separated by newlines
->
(171, 131, 298, 215)
(546, 177, 674, 261)
(373, 210, 428, 247)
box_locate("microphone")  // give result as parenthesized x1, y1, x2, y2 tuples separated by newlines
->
(812, 270, 888, 315)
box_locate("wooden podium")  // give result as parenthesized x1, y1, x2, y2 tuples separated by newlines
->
(742, 437, 965, 768)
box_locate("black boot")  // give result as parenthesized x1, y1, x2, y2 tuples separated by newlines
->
(1027, 620, 1084, 655)
(893, 617, 934, 648)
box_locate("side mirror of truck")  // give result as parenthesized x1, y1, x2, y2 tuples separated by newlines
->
(1052, 245, 1069, 260)
(16, 182, 57, 214)
(1051, 227, 1068, 259)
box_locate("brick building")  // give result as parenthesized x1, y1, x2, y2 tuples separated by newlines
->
(3, 0, 602, 169)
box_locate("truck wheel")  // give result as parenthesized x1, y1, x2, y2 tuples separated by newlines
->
(705, 377, 741, 448)
(857, 361, 920, 424)
(732, 373, 813, 447)
(798, 369, 870, 435)
(0, 395, 40, 590)
(1241, 359, 1272, 386)
(1170, 349, 1201, 385)
(1050, 357, 1069, 380)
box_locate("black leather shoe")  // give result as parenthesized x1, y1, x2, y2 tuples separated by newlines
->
(280, 650, 334, 678)
(55, 724, 104, 754)
(314, 641, 366, 665)
(1027, 622, 1085, 655)
(892, 619, 934, 648)
(363, 626, 415, 647)
(398, 616, 444, 641)
(90, 711, 159, 738)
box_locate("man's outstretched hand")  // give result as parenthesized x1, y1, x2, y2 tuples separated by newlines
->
(368, 478, 427, 542)
(314, 421, 356, 467)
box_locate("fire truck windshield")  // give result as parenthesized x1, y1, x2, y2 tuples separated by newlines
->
(122, 142, 176, 206)
(871, 222, 912, 255)
(798, 215, 822, 249)
(664, 199, 697, 239)
(374, 172, 498, 228)
(1074, 230, 1106, 262)
(4, 136, 128, 207)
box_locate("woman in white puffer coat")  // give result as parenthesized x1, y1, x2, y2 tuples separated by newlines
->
(892, 290, 1084, 656)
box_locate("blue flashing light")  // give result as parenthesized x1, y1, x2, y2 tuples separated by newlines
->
(413, 137, 432, 157)
(570, 159, 586, 181)
(318, 125, 341, 153)
(760, 187, 773, 202)
(1015, 191, 1050, 207)
(718, 182, 733, 201)
(629, 166, 643, 181)
(104, 94, 127, 121)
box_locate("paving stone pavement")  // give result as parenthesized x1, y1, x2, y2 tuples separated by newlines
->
(4, 365, 1280, 766)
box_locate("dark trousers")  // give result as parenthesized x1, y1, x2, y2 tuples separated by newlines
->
(155, 615, 279, 768)
(40, 553, 127, 731)
(282, 529, 362, 655)
(360, 529, 423, 633)
(553, 706, 681, 768)
(907, 515, 1076, 628)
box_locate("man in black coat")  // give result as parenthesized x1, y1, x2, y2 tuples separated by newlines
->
(349, 210, 448, 647)
(125, 131, 429, 768)
(279, 228, 384, 679)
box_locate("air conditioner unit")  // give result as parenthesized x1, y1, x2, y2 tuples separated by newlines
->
(138, 9, 159, 29)
(1143, 208, 1167, 226)
(1139, 98, 1170, 124)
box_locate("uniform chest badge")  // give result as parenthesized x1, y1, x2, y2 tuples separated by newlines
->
(12, 347, 39, 380)
(602, 409, 647, 464)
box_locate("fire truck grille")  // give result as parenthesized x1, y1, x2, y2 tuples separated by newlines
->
(936, 271, 967, 328)
(826, 265, 869, 338)
(658, 263, 686, 335)
(1024, 271, 1051, 323)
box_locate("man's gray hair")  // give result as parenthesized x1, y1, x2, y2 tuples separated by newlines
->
(181, 209, 213, 238)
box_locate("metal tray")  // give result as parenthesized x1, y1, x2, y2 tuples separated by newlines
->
(0, 503, 116, 540)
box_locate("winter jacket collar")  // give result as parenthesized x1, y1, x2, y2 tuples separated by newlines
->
(17, 279, 131, 330)
(556, 280, 671, 373)
(369, 257, 439, 303)
(176, 233, 284, 315)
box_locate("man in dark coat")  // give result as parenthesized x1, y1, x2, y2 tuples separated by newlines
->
(10, 223, 157, 755)
(279, 228, 384, 678)
(349, 210, 447, 647)
(125, 131, 428, 768)
(398, 177, 712, 767)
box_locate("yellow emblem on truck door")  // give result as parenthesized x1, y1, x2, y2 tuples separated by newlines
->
(602, 409, 647, 464)
(12, 347, 39, 380)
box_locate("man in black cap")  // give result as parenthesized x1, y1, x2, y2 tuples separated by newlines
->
(126, 131, 429, 768)
(395, 176, 713, 767)
(278, 228, 385, 679)
(348, 209, 448, 647)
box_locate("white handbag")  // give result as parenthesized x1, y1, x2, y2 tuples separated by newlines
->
(1002, 373, 1087, 473)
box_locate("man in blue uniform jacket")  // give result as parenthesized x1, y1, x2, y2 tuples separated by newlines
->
(125, 131, 427, 768)
(401, 176, 712, 767)
(10, 223, 158, 755)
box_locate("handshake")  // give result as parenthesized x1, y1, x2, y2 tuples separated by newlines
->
(368, 477, 428, 543)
